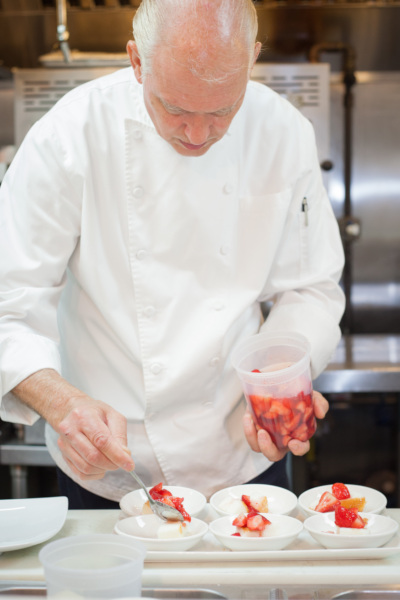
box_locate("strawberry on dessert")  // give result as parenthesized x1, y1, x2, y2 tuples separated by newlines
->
(334, 505, 368, 529)
(314, 483, 366, 513)
(332, 483, 351, 500)
(315, 491, 340, 513)
(242, 494, 269, 513)
(232, 510, 271, 537)
(219, 493, 268, 515)
(142, 483, 191, 522)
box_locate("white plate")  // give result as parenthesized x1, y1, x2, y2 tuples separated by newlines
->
(120, 486, 207, 518)
(209, 484, 298, 517)
(114, 514, 208, 551)
(209, 513, 303, 551)
(304, 512, 399, 549)
(0, 496, 68, 552)
(298, 484, 387, 518)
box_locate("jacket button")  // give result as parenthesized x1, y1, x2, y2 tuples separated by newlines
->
(220, 245, 229, 256)
(213, 300, 225, 311)
(150, 363, 162, 375)
(133, 186, 144, 198)
(133, 129, 143, 140)
(223, 183, 233, 194)
(209, 357, 220, 368)
(136, 250, 146, 260)
(143, 306, 156, 317)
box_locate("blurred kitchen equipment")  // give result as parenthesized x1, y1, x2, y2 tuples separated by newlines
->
(38, 0, 128, 68)
(310, 42, 359, 334)
(129, 470, 184, 522)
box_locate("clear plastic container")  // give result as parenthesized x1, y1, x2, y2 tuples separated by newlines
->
(231, 332, 316, 449)
(39, 533, 146, 599)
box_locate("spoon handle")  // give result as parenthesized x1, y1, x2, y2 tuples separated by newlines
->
(129, 470, 154, 506)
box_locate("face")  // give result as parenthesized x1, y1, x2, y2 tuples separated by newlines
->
(127, 41, 260, 157)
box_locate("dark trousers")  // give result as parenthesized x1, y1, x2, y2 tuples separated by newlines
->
(57, 455, 289, 510)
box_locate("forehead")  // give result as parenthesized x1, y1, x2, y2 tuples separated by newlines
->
(147, 43, 250, 113)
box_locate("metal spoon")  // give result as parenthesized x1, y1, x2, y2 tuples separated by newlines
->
(129, 470, 184, 522)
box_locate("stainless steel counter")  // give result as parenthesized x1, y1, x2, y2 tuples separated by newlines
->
(314, 334, 400, 393)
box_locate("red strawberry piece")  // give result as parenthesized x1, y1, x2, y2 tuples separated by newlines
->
(241, 495, 252, 510)
(246, 513, 269, 531)
(232, 513, 248, 528)
(252, 369, 261, 373)
(231, 532, 241, 536)
(332, 483, 351, 500)
(334, 505, 365, 528)
(315, 491, 340, 513)
(352, 513, 367, 529)
(292, 423, 310, 442)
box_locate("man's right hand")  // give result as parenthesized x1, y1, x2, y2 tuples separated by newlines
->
(12, 369, 135, 480)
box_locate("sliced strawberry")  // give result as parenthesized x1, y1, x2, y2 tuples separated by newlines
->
(231, 532, 241, 536)
(246, 513, 269, 531)
(315, 491, 340, 513)
(252, 369, 261, 373)
(332, 483, 351, 500)
(241, 495, 252, 510)
(232, 513, 248, 527)
(334, 504, 365, 528)
(352, 514, 367, 529)
(150, 483, 163, 496)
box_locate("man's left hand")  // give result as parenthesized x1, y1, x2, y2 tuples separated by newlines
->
(242, 390, 329, 462)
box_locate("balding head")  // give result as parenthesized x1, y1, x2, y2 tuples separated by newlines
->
(132, 0, 259, 80)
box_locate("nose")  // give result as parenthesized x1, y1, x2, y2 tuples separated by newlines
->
(184, 114, 212, 145)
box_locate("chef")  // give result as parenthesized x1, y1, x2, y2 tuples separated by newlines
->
(0, 0, 344, 508)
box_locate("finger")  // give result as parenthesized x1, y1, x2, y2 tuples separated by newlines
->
(288, 437, 311, 456)
(81, 420, 134, 471)
(58, 435, 113, 476)
(59, 426, 122, 471)
(243, 411, 261, 452)
(57, 438, 106, 479)
(313, 390, 329, 419)
(63, 455, 106, 481)
(105, 412, 135, 472)
(257, 428, 287, 462)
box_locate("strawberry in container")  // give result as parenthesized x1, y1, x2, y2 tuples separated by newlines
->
(231, 332, 316, 450)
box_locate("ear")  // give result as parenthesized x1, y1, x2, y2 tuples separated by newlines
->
(250, 42, 262, 71)
(127, 41, 143, 84)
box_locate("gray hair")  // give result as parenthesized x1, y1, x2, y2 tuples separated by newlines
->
(132, 0, 259, 79)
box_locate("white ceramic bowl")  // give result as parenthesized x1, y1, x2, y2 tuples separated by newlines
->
(304, 512, 398, 549)
(114, 514, 208, 551)
(298, 484, 387, 518)
(120, 486, 207, 518)
(209, 484, 298, 517)
(0, 496, 68, 552)
(209, 513, 303, 551)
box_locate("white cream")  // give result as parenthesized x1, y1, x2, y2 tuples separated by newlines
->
(157, 521, 188, 539)
(335, 526, 369, 536)
(219, 497, 247, 514)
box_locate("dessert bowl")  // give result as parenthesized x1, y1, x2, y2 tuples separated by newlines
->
(208, 513, 303, 551)
(114, 514, 208, 551)
(298, 484, 387, 518)
(304, 512, 398, 549)
(120, 485, 207, 518)
(210, 484, 298, 517)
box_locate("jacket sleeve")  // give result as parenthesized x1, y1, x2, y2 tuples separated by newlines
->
(0, 118, 82, 424)
(258, 121, 345, 379)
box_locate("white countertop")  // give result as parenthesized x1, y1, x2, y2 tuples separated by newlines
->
(1, 508, 400, 592)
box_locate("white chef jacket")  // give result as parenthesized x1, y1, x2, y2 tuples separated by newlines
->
(0, 67, 345, 500)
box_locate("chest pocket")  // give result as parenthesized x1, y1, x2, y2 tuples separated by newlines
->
(235, 187, 294, 288)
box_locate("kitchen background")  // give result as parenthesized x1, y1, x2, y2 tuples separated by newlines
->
(0, 0, 399, 505)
